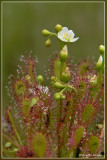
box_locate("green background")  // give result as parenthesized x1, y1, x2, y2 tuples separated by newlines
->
(2, 2, 104, 109)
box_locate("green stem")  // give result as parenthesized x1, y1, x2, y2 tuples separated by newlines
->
(50, 32, 57, 36)
(57, 99, 63, 157)
(59, 85, 76, 96)
(67, 85, 77, 93)
(59, 39, 65, 50)
(8, 110, 22, 147)
(60, 87, 67, 94)
(50, 32, 66, 50)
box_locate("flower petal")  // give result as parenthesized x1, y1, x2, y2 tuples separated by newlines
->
(60, 37, 68, 42)
(58, 33, 63, 39)
(58, 34, 67, 42)
(70, 37, 79, 42)
(58, 27, 68, 39)
(68, 30, 75, 38)
(62, 27, 68, 33)
(58, 30, 63, 37)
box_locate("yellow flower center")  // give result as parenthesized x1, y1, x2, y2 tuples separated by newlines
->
(63, 33, 71, 41)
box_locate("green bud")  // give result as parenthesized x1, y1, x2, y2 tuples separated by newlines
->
(60, 94, 65, 100)
(61, 67, 71, 83)
(55, 24, 62, 32)
(51, 76, 56, 81)
(5, 142, 12, 148)
(53, 81, 65, 89)
(99, 45, 105, 56)
(59, 45, 68, 62)
(42, 29, 50, 36)
(45, 39, 51, 47)
(96, 55, 103, 71)
(37, 75, 43, 83)
(54, 92, 60, 100)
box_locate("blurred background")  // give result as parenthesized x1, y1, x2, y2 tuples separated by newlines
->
(2, 2, 104, 109)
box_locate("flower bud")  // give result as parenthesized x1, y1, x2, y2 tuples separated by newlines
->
(61, 67, 71, 83)
(96, 55, 103, 71)
(51, 76, 56, 82)
(55, 24, 62, 32)
(5, 142, 12, 148)
(53, 81, 65, 89)
(37, 75, 43, 83)
(42, 29, 50, 36)
(99, 45, 105, 56)
(45, 39, 51, 47)
(54, 92, 60, 100)
(59, 45, 68, 62)
(60, 94, 65, 100)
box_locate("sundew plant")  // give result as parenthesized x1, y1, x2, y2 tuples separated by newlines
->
(2, 24, 104, 158)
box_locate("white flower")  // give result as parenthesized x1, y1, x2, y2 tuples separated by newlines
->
(58, 27, 79, 42)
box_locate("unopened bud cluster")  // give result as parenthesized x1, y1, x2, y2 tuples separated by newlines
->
(96, 45, 104, 72)
(42, 24, 62, 47)
(90, 45, 105, 86)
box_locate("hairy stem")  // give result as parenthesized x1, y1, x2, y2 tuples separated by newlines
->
(2, 133, 19, 148)
(8, 110, 22, 147)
